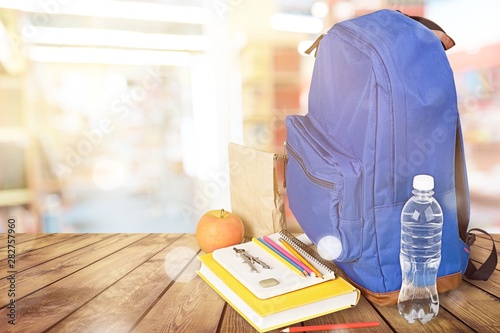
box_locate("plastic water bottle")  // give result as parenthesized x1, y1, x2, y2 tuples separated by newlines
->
(398, 175, 443, 324)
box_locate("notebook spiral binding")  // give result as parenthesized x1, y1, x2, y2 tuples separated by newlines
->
(279, 229, 339, 276)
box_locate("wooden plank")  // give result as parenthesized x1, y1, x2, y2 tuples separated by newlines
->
(13, 234, 50, 244)
(0, 233, 50, 248)
(0, 233, 111, 278)
(216, 271, 391, 332)
(476, 233, 500, 243)
(298, 297, 393, 332)
(130, 235, 227, 333)
(46, 234, 187, 333)
(0, 233, 131, 308)
(464, 271, 500, 301)
(217, 293, 393, 333)
(220, 304, 262, 333)
(373, 298, 474, 332)
(441, 281, 500, 332)
(0, 233, 83, 262)
(15, 234, 82, 253)
(0, 233, 495, 333)
(470, 235, 499, 254)
(0, 234, 173, 332)
(218, 298, 392, 333)
(0, 231, 38, 243)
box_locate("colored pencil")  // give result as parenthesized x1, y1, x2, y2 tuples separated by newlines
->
(280, 321, 380, 332)
(279, 238, 323, 278)
(262, 235, 314, 276)
(253, 237, 306, 277)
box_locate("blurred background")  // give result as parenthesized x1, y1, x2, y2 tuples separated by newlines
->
(0, 0, 499, 233)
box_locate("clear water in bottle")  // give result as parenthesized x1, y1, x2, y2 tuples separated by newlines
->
(398, 175, 443, 324)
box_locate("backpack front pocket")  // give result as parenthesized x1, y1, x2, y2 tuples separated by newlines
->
(286, 115, 363, 262)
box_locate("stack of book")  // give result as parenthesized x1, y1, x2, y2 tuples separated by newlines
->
(197, 230, 360, 332)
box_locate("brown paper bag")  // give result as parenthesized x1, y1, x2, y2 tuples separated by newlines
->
(228, 142, 286, 239)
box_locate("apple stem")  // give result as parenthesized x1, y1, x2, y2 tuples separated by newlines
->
(220, 209, 225, 218)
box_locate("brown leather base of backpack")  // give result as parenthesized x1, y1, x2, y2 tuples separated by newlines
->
(344, 272, 463, 306)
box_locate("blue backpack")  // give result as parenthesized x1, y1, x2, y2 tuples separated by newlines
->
(285, 10, 496, 305)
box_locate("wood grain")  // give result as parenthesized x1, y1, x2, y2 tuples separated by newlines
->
(0, 233, 108, 278)
(441, 281, 500, 332)
(299, 296, 393, 333)
(373, 301, 474, 332)
(130, 236, 226, 333)
(477, 233, 500, 243)
(0, 233, 138, 308)
(218, 304, 259, 333)
(46, 234, 184, 333)
(0, 233, 497, 333)
(0, 234, 169, 332)
(464, 270, 500, 298)
(0, 233, 49, 248)
(473, 234, 499, 250)
(0, 233, 82, 256)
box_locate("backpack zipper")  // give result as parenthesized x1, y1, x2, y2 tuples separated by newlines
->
(285, 141, 335, 190)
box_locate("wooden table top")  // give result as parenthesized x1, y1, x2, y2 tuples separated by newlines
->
(0, 233, 498, 333)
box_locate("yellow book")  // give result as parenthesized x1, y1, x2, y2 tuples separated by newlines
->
(197, 253, 360, 333)
(211, 232, 336, 299)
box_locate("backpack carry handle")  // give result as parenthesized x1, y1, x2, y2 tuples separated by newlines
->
(406, 14, 455, 50)
(306, 11, 455, 57)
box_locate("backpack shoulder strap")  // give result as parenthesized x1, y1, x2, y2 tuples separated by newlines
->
(465, 228, 498, 281)
(455, 112, 497, 281)
(455, 119, 470, 241)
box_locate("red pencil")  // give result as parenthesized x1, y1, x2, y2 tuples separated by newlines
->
(280, 321, 380, 332)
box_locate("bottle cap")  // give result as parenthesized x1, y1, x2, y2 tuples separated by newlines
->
(413, 174, 434, 191)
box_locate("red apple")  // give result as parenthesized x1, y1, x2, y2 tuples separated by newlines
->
(196, 209, 245, 253)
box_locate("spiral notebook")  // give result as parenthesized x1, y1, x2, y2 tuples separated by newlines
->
(197, 252, 359, 332)
(278, 229, 339, 276)
(211, 230, 337, 299)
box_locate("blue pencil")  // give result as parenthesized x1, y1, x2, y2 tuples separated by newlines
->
(257, 237, 307, 277)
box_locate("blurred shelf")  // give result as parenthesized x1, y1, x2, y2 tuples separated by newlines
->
(241, 42, 307, 154)
(0, 127, 29, 143)
(0, 189, 32, 206)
